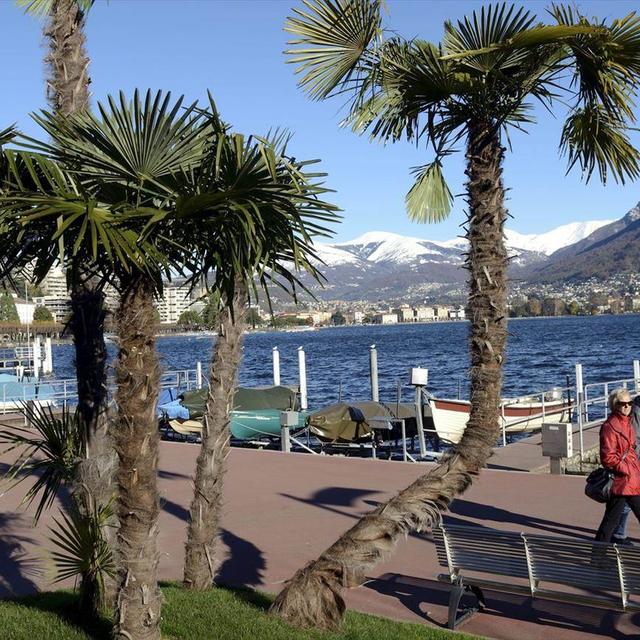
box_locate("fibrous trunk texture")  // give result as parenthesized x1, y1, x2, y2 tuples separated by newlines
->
(183, 284, 247, 590)
(70, 279, 117, 612)
(45, 0, 91, 116)
(113, 276, 162, 640)
(269, 122, 508, 630)
(46, 0, 113, 614)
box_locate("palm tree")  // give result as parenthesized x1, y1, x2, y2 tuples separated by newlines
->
(18, 2, 114, 612)
(19, 0, 94, 114)
(269, 1, 640, 629)
(1, 91, 209, 639)
(180, 129, 339, 590)
(1, 89, 339, 637)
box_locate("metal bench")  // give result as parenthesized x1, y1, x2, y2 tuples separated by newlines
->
(433, 523, 640, 629)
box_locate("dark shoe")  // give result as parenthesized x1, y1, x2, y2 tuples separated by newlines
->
(613, 536, 634, 546)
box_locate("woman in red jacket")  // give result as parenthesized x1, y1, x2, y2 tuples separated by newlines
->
(595, 388, 640, 542)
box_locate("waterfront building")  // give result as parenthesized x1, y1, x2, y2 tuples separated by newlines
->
(375, 312, 398, 325)
(157, 281, 197, 324)
(448, 306, 466, 320)
(393, 304, 415, 323)
(415, 306, 435, 322)
(433, 305, 450, 320)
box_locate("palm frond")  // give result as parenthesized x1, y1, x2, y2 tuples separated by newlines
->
(49, 501, 115, 592)
(285, 0, 382, 100)
(18, 0, 95, 17)
(560, 105, 640, 184)
(406, 160, 454, 223)
(0, 404, 83, 522)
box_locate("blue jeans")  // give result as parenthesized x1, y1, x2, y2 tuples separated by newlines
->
(613, 502, 632, 539)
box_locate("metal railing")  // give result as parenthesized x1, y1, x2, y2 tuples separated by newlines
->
(0, 365, 204, 415)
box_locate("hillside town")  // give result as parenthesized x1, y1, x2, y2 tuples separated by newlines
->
(5, 265, 639, 333)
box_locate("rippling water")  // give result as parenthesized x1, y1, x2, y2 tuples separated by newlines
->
(50, 314, 640, 408)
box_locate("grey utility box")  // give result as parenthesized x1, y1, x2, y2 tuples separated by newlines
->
(542, 423, 573, 459)
(280, 410, 299, 428)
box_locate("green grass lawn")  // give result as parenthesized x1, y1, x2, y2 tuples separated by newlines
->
(1, 583, 478, 640)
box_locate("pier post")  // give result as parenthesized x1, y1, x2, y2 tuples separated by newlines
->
(575, 363, 584, 459)
(272, 347, 281, 386)
(370, 345, 379, 402)
(280, 426, 291, 453)
(298, 347, 308, 411)
(634, 359, 640, 393)
(43, 337, 53, 374)
(33, 336, 42, 380)
(414, 387, 427, 458)
(196, 361, 202, 389)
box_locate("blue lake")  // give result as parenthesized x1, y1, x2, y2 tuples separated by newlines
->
(50, 314, 640, 408)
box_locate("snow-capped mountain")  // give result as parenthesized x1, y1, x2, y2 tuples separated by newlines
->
(505, 220, 612, 256)
(279, 212, 630, 303)
(314, 219, 610, 269)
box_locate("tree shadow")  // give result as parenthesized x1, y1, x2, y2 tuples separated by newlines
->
(217, 530, 266, 588)
(0, 512, 41, 597)
(161, 496, 190, 522)
(447, 499, 596, 538)
(279, 486, 383, 521)
(2, 591, 112, 639)
(364, 572, 640, 639)
(159, 498, 266, 590)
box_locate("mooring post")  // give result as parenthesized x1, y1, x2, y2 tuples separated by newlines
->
(298, 346, 308, 411)
(634, 359, 640, 393)
(196, 361, 202, 389)
(33, 336, 42, 380)
(370, 344, 379, 402)
(43, 337, 53, 374)
(575, 362, 584, 459)
(272, 346, 281, 386)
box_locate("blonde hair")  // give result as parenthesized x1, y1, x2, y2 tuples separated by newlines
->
(609, 387, 631, 413)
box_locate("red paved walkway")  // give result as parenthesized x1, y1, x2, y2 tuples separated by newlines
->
(2, 443, 639, 639)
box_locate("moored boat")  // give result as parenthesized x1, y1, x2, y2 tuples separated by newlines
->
(429, 393, 571, 444)
(159, 385, 306, 441)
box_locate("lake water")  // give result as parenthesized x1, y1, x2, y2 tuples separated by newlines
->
(50, 314, 640, 408)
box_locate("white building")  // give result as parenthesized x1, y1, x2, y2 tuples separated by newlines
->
(157, 281, 196, 324)
(414, 305, 435, 322)
(375, 312, 398, 325)
(449, 306, 466, 320)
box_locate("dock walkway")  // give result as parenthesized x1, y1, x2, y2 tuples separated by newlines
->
(2, 442, 637, 640)
(487, 423, 601, 472)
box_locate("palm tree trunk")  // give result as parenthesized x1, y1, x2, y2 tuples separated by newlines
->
(69, 278, 118, 612)
(45, 0, 91, 117)
(183, 283, 247, 590)
(112, 275, 162, 640)
(269, 120, 508, 630)
(45, 3, 115, 616)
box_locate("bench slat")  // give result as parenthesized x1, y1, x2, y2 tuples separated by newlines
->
(524, 534, 622, 592)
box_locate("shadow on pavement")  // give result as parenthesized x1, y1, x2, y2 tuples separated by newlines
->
(364, 572, 640, 640)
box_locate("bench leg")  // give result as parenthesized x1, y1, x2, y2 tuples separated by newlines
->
(447, 578, 485, 630)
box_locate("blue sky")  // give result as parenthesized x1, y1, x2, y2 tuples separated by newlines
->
(1, 0, 639, 243)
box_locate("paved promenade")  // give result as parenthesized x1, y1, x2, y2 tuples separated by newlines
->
(2, 442, 639, 640)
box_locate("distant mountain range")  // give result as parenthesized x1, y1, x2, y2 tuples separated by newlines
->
(293, 201, 640, 302)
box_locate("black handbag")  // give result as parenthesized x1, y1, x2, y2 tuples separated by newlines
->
(585, 467, 614, 503)
(585, 448, 631, 503)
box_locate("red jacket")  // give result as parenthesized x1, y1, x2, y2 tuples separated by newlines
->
(600, 412, 640, 496)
